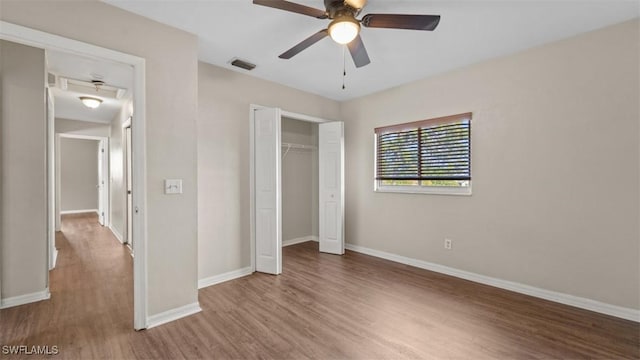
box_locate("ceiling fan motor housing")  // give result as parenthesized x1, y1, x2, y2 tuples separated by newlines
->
(325, 0, 359, 19)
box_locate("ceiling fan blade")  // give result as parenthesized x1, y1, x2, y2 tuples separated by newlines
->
(347, 34, 370, 68)
(344, 0, 367, 10)
(253, 0, 327, 19)
(279, 29, 329, 59)
(361, 14, 441, 31)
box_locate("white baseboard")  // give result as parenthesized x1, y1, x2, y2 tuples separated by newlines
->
(0, 288, 51, 309)
(146, 302, 202, 329)
(109, 225, 125, 244)
(345, 243, 640, 323)
(283, 235, 318, 247)
(60, 209, 98, 215)
(198, 266, 253, 289)
(49, 249, 58, 270)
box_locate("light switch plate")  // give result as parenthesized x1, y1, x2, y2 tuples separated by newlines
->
(164, 179, 183, 194)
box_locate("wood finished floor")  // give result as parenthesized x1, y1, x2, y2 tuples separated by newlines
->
(0, 214, 638, 359)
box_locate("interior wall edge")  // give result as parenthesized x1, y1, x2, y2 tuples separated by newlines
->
(145, 301, 202, 330)
(0, 287, 50, 309)
(60, 209, 99, 215)
(197, 266, 253, 290)
(282, 236, 318, 247)
(109, 225, 125, 245)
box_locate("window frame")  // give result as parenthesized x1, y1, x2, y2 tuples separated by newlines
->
(373, 113, 472, 196)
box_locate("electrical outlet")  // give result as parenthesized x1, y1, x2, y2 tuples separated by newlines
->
(444, 238, 452, 250)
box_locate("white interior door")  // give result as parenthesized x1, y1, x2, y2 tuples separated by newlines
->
(319, 122, 344, 255)
(97, 140, 105, 226)
(254, 107, 282, 274)
(97, 139, 107, 226)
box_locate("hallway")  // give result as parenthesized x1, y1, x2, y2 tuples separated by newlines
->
(0, 213, 134, 358)
(52, 213, 133, 325)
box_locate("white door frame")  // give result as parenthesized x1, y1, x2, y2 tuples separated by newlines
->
(97, 138, 108, 226)
(249, 104, 342, 272)
(0, 21, 149, 330)
(46, 88, 57, 271)
(57, 134, 109, 225)
(123, 117, 133, 249)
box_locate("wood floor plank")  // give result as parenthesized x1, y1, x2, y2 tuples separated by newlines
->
(0, 214, 638, 359)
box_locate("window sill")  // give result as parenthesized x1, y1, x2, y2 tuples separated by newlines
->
(374, 185, 472, 196)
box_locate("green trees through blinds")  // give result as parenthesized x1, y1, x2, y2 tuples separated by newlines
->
(420, 121, 470, 180)
(376, 129, 419, 179)
(375, 114, 471, 185)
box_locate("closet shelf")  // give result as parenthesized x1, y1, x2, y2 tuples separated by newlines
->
(282, 142, 316, 159)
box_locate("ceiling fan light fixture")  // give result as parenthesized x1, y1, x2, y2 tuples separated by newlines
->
(328, 16, 360, 44)
(80, 96, 102, 109)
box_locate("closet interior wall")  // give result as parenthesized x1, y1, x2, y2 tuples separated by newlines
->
(281, 117, 319, 245)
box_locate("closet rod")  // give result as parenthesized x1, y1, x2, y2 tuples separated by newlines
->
(282, 142, 316, 149)
(282, 142, 317, 159)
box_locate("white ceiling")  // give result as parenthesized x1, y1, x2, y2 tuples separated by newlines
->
(47, 49, 133, 123)
(105, 0, 638, 101)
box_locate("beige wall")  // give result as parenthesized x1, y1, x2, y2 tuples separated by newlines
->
(0, 40, 47, 299)
(340, 20, 640, 310)
(59, 138, 99, 212)
(282, 118, 318, 241)
(1, 0, 199, 316)
(55, 118, 110, 137)
(197, 63, 340, 279)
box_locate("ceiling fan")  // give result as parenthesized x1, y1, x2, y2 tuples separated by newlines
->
(253, 0, 441, 68)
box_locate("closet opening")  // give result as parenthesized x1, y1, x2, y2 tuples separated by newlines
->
(281, 118, 319, 249)
(250, 105, 344, 275)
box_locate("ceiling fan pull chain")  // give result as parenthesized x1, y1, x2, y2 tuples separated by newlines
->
(342, 45, 347, 90)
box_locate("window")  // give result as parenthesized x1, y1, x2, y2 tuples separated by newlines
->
(375, 113, 472, 195)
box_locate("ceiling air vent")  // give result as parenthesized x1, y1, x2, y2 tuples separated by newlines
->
(230, 58, 256, 71)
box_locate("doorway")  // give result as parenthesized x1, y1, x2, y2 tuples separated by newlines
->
(56, 134, 109, 227)
(47, 45, 134, 331)
(250, 105, 345, 275)
(0, 21, 148, 330)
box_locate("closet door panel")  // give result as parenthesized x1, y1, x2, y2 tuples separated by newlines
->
(254, 107, 282, 274)
(319, 122, 344, 255)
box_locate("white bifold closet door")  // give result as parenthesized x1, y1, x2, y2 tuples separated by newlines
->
(318, 121, 344, 255)
(254, 107, 282, 275)
(253, 106, 344, 275)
